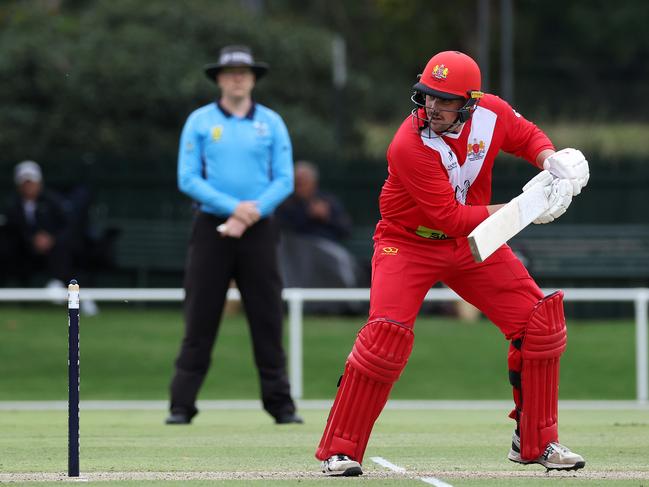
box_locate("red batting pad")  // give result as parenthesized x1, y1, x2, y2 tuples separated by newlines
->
(315, 319, 414, 463)
(520, 291, 567, 460)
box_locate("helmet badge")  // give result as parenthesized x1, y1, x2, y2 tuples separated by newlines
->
(432, 64, 449, 80)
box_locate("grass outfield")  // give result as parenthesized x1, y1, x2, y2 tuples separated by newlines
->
(1, 408, 648, 486)
(0, 304, 638, 400)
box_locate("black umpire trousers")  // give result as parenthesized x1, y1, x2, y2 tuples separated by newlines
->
(169, 212, 296, 420)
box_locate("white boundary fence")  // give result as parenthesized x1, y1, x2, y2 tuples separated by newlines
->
(1, 287, 647, 403)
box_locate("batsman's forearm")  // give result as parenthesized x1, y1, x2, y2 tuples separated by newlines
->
(487, 204, 505, 215)
(535, 149, 555, 169)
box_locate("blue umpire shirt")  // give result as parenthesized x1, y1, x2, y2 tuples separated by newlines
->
(178, 101, 294, 218)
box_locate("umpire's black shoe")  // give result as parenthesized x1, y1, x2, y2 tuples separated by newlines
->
(275, 412, 304, 424)
(165, 413, 192, 425)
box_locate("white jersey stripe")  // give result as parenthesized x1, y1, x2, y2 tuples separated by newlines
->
(420, 106, 497, 204)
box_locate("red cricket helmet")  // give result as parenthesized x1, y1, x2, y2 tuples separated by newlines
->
(414, 50, 482, 100)
(411, 50, 484, 132)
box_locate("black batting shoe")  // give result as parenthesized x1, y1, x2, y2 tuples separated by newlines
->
(274, 412, 304, 424)
(165, 413, 192, 425)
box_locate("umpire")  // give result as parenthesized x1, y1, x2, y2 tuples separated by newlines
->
(166, 45, 302, 425)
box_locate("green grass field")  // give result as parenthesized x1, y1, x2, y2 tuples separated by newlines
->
(1, 408, 648, 486)
(1, 305, 647, 485)
(0, 304, 638, 400)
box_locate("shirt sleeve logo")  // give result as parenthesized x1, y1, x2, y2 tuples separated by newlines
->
(381, 246, 399, 255)
(211, 125, 223, 141)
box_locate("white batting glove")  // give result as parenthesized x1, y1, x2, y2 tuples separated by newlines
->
(542, 148, 589, 196)
(522, 169, 553, 193)
(535, 178, 573, 224)
(522, 170, 574, 224)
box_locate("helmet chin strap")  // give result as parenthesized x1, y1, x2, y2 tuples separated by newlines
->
(436, 116, 464, 135)
(410, 90, 482, 138)
(411, 106, 464, 139)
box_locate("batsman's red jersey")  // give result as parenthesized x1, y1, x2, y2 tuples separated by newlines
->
(370, 94, 553, 337)
(380, 93, 553, 238)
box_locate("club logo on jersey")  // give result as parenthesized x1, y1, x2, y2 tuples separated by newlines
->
(253, 121, 270, 137)
(381, 247, 399, 255)
(467, 139, 486, 162)
(432, 64, 449, 80)
(211, 125, 223, 141)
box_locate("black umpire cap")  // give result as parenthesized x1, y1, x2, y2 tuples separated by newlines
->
(204, 45, 269, 81)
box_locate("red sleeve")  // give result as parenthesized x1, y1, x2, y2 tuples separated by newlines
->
(498, 100, 554, 166)
(387, 134, 489, 237)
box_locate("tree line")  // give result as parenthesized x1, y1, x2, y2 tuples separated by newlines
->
(1, 0, 647, 170)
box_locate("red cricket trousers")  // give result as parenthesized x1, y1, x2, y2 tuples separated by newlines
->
(369, 220, 544, 337)
(315, 220, 548, 463)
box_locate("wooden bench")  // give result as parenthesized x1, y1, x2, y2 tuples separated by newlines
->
(101, 220, 649, 288)
(104, 218, 191, 286)
(510, 224, 649, 283)
(345, 226, 375, 265)
(345, 224, 649, 285)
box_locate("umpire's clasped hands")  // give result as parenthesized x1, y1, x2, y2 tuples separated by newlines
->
(217, 201, 261, 238)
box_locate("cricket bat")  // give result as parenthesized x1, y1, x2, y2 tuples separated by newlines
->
(467, 183, 549, 263)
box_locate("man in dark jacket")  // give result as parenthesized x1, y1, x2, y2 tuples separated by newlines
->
(276, 161, 352, 242)
(0, 160, 74, 286)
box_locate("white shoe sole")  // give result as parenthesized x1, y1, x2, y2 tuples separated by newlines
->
(508, 450, 586, 471)
(323, 460, 363, 476)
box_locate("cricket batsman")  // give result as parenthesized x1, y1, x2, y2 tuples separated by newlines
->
(316, 50, 589, 476)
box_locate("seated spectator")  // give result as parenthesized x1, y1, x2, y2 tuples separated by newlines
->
(276, 161, 363, 314)
(0, 160, 102, 314)
(1, 161, 74, 285)
(276, 161, 352, 241)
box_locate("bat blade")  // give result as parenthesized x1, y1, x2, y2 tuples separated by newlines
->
(468, 183, 549, 263)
